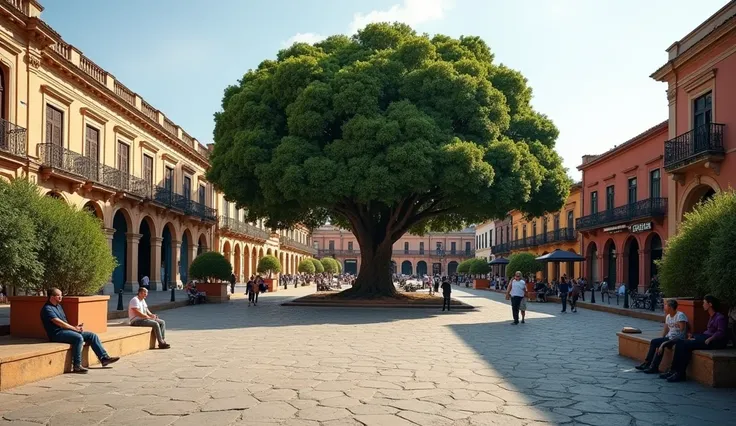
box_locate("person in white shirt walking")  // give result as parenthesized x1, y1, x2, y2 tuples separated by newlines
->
(505, 271, 528, 325)
(129, 288, 170, 349)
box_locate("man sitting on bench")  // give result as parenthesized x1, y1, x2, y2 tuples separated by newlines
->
(40, 288, 120, 374)
(635, 299, 688, 375)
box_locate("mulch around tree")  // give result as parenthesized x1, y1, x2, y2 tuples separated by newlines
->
(282, 291, 474, 309)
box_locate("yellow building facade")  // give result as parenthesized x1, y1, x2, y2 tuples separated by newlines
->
(507, 183, 583, 281)
(0, 0, 314, 293)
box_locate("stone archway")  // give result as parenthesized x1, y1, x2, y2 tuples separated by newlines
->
(111, 208, 132, 293)
(679, 177, 720, 222)
(83, 201, 104, 224)
(624, 236, 640, 291)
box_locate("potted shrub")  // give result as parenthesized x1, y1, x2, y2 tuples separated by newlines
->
(257, 255, 281, 291)
(189, 251, 233, 303)
(320, 257, 338, 286)
(659, 190, 736, 333)
(469, 258, 491, 289)
(1, 179, 116, 339)
(507, 252, 542, 295)
(311, 258, 325, 274)
(456, 259, 472, 275)
(298, 258, 316, 283)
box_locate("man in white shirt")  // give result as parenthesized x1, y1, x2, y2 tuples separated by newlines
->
(636, 299, 688, 374)
(505, 271, 527, 325)
(129, 288, 170, 349)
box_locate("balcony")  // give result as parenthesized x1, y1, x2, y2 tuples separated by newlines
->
(576, 198, 667, 231)
(664, 123, 725, 173)
(317, 249, 359, 257)
(219, 216, 270, 241)
(0, 118, 27, 160)
(279, 236, 318, 255)
(390, 249, 475, 258)
(492, 243, 510, 254)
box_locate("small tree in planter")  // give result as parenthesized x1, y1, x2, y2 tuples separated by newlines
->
(456, 259, 472, 274)
(189, 251, 233, 283)
(298, 258, 316, 276)
(320, 257, 338, 274)
(0, 178, 116, 338)
(335, 259, 343, 274)
(257, 255, 282, 278)
(311, 258, 325, 274)
(469, 258, 491, 289)
(506, 252, 542, 280)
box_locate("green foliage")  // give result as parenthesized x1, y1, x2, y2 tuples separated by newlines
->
(208, 22, 570, 235)
(0, 179, 116, 295)
(298, 258, 316, 274)
(320, 257, 339, 274)
(456, 259, 472, 274)
(335, 259, 343, 273)
(257, 255, 281, 277)
(310, 258, 324, 273)
(189, 251, 233, 283)
(0, 179, 43, 291)
(659, 190, 736, 303)
(506, 252, 542, 280)
(469, 258, 490, 275)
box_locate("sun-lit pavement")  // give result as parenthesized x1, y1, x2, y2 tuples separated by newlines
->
(1, 285, 735, 426)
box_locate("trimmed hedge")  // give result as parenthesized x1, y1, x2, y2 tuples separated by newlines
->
(298, 258, 316, 274)
(189, 251, 233, 283)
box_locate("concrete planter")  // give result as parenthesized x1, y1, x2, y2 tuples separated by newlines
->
(473, 279, 490, 289)
(196, 282, 230, 303)
(9, 295, 110, 339)
(675, 298, 707, 334)
(263, 278, 277, 292)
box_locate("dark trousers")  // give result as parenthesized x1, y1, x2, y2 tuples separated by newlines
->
(248, 292, 255, 303)
(644, 336, 675, 370)
(51, 330, 108, 367)
(511, 296, 523, 323)
(570, 295, 578, 311)
(231, 283, 235, 294)
(442, 294, 451, 311)
(560, 292, 568, 312)
(671, 334, 726, 374)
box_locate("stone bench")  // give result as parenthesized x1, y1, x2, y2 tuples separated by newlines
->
(617, 332, 736, 388)
(0, 325, 155, 390)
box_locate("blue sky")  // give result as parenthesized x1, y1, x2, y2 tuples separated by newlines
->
(42, 0, 728, 179)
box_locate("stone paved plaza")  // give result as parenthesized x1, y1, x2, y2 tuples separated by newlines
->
(1, 286, 735, 426)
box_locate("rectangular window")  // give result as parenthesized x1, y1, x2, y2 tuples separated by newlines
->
(328, 240, 334, 251)
(606, 185, 615, 211)
(347, 242, 353, 251)
(198, 185, 206, 205)
(628, 178, 637, 204)
(143, 154, 153, 186)
(223, 200, 229, 218)
(117, 141, 129, 174)
(404, 242, 409, 253)
(590, 191, 598, 215)
(85, 125, 99, 162)
(183, 176, 191, 200)
(650, 169, 661, 199)
(45, 105, 63, 146)
(164, 167, 173, 191)
(693, 91, 712, 129)
(419, 242, 424, 254)
(451, 242, 456, 254)
(465, 241, 471, 254)
(436, 242, 442, 254)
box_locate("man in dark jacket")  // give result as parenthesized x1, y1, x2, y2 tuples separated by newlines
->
(40, 288, 119, 374)
(441, 280, 452, 311)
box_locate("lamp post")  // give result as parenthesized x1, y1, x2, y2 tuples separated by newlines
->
(589, 256, 596, 304)
(116, 288, 124, 311)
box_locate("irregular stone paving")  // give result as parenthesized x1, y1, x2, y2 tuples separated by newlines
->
(1, 286, 735, 425)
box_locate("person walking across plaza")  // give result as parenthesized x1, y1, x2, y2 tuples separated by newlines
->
(129, 288, 170, 349)
(40, 288, 120, 374)
(441, 280, 452, 311)
(666, 295, 729, 382)
(246, 276, 256, 306)
(229, 273, 236, 295)
(506, 271, 526, 325)
(558, 277, 571, 313)
(636, 299, 687, 375)
(569, 279, 581, 313)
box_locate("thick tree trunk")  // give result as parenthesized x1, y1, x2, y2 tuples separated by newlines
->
(343, 239, 396, 297)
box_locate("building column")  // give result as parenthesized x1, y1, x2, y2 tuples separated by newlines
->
(597, 254, 604, 284)
(170, 239, 182, 289)
(189, 244, 198, 278)
(150, 236, 163, 291)
(125, 233, 142, 292)
(102, 228, 115, 295)
(639, 249, 650, 292)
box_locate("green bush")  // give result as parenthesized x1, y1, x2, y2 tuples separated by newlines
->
(257, 255, 281, 277)
(298, 258, 316, 274)
(469, 258, 490, 276)
(320, 257, 338, 274)
(506, 252, 542, 280)
(0, 178, 116, 295)
(0, 182, 43, 291)
(335, 259, 343, 274)
(189, 251, 232, 283)
(660, 190, 736, 302)
(311, 257, 325, 273)
(456, 259, 472, 274)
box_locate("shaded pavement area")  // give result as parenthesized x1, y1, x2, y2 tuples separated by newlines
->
(0, 286, 734, 425)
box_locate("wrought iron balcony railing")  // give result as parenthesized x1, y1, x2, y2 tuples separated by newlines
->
(664, 123, 725, 172)
(0, 118, 27, 158)
(219, 216, 270, 240)
(492, 243, 510, 254)
(576, 197, 667, 231)
(279, 236, 318, 255)
(317, 249, 359, 256)
(505, 228, 577, 251)
(391, 249, 475, 257)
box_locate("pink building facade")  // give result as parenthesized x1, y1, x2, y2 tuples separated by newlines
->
(312, 225, 476, 276)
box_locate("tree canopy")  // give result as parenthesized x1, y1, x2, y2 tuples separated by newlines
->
(208, 22, 570, 295)
(298, 258, 316, 274)
(190, 251, 233, 283)
(257, 255, 281, 277)
(506, 252, 542, 280)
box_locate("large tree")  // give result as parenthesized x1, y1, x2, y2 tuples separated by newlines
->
(208, 23, 570, 297)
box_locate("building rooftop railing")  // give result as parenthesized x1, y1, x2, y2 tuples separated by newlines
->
(279, 236, 318, 255)
(219, 216, 270, 241)
(576, 198, 667, 231)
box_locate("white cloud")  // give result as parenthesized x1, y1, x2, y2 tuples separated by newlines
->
(282, 0, 455, 46)
(282, 32, 327, 47)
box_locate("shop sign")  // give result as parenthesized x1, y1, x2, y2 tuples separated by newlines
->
(603, 224, 628, 234)
(631, 222, 653, 233)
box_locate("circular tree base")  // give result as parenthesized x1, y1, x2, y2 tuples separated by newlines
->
(282, 292, 474, 309)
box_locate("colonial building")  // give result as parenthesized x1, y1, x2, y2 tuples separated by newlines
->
(502, 183, 582, 281)
(577, 122, 668, 291)
(312, 225, 475, 276)
(0, 0, 314, 294)
(651, 1, 736, 238)
(491, 216, 512, 277)
(474, 220, 495, 262)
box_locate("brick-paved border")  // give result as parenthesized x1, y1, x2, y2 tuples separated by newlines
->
(282, 297, 475, 310)
(107, 300, 190, 320)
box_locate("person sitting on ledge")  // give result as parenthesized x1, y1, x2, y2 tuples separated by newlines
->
(129, 288, 170, 349)
(40, 288, 120, 374)
(636, 299, 688, 375)
(666, 295, 729, 383)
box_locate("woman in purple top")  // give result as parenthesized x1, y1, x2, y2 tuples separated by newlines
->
(667, 295, 729, 382)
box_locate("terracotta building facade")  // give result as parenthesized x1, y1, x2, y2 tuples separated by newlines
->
(577, 122, 669, 291)
(312, 225, 475, 276)
(0, 0, 315, 294)
(651, 1, 736, 238)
